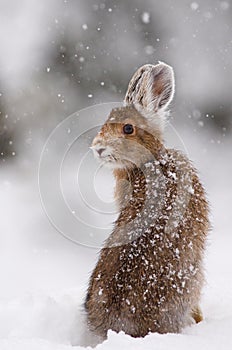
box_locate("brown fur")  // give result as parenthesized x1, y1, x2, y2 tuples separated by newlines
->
(85, 63, 209, 339)
(85, 106, 209, 338)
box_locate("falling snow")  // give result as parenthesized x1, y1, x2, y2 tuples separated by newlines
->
(145, 45, 155, 55)
(141, 12, 150, 24)
(190, 2, 199, 11)
(82, 23, 88, 30)
(1, 0, 232, 348)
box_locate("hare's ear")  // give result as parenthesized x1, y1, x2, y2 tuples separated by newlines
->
(124, 62, 175, 128)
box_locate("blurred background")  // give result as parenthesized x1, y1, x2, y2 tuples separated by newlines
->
(0, 0, 231, 163)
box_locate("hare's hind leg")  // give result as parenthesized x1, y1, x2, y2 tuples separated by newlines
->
(191, 305, 203, 323)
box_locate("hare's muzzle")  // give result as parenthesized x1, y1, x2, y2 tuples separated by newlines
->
(91, 144, 108, 159)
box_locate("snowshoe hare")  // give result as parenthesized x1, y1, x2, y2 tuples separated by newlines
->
(85, 62, 209, 338)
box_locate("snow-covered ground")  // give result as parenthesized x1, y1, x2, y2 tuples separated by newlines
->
(0, 124, 231, 350)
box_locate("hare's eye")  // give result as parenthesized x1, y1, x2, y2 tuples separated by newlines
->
(123, 124, 134, 135)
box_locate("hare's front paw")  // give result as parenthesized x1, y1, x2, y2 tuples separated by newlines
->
(191, 305, 203, 323)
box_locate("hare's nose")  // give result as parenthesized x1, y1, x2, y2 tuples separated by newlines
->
(97, 148, 106, 156)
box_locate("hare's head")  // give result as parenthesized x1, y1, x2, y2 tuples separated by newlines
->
(92, 62, 175, 169)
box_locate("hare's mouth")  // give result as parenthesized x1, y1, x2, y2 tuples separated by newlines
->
(99, 154, 121, 168)
(91, 145, 127, 168)
(102, 156, 131, 170)
(91, 145, 116, 162)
